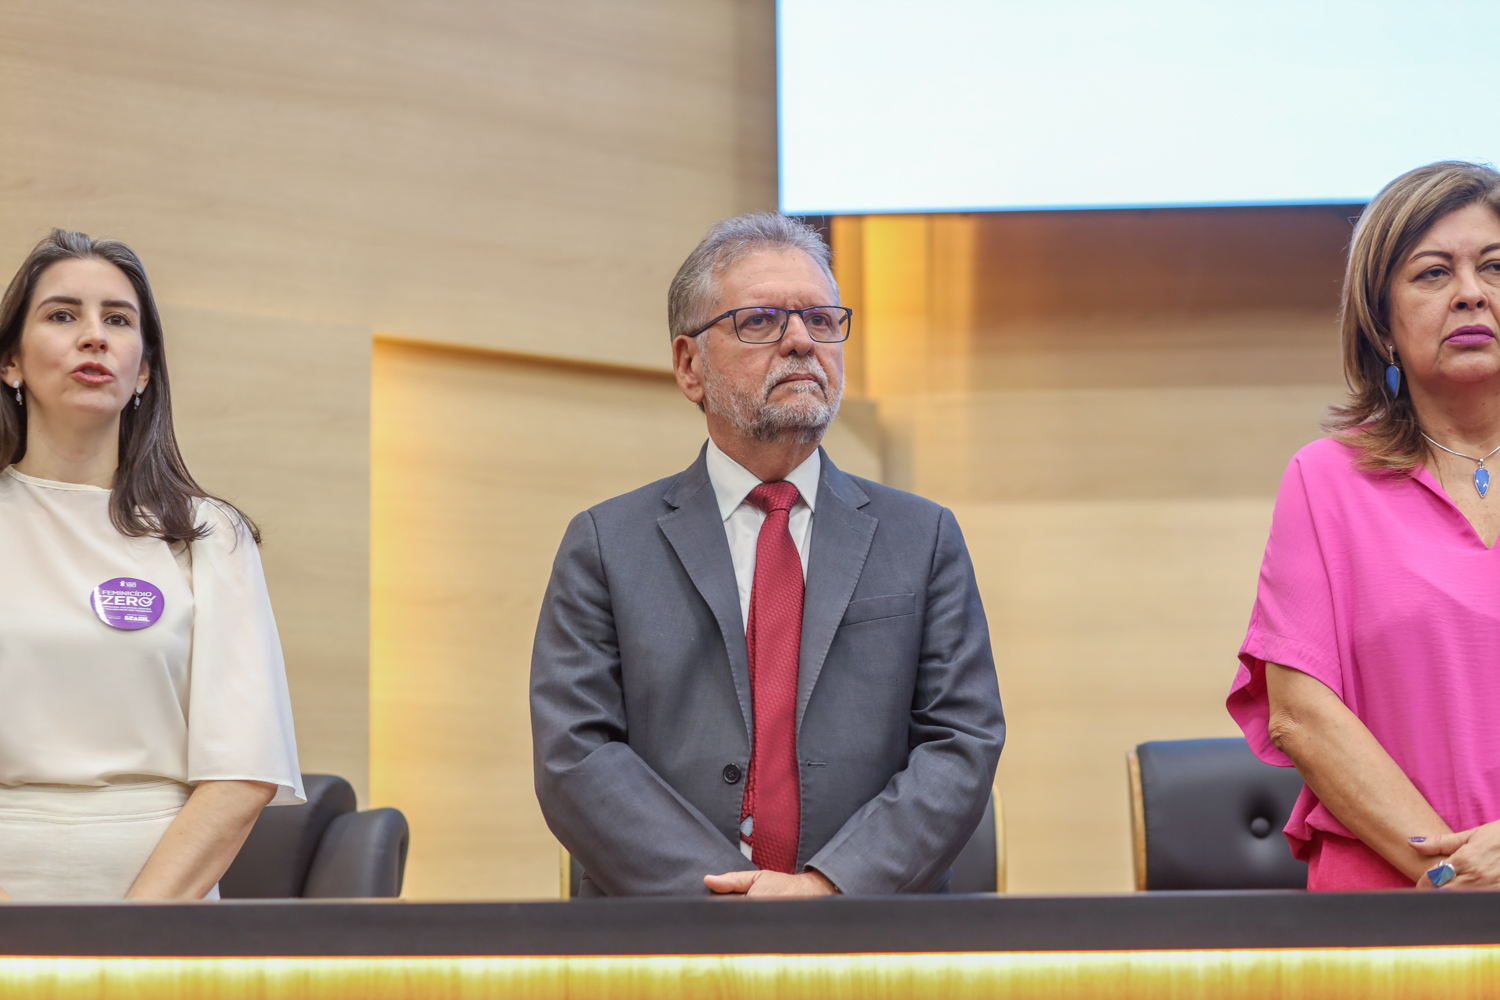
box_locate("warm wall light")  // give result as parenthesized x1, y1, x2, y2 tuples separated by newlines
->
(0, 947, 1496, 1000)
(368, 336, 727, 900)
(831, 214, 979, 402)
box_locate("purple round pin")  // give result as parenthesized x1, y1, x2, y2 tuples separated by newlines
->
(90, 578, 165, 630)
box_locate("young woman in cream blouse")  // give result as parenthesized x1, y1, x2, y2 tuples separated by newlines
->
(0, 230, 302, 901)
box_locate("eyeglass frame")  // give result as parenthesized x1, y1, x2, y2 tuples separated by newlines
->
(682, 305, 854, 344)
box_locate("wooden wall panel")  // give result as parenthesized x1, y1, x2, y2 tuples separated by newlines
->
(165, 306, 372, 795)
(0, 0, 777, 810)
(371, 343, 702, 899)
(836, 210, 1352, 892)
(0, 0, 777, 370)
(371, 338, 879, 899)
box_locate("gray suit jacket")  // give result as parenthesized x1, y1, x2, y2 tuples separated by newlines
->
(530, 444, 1004, 896)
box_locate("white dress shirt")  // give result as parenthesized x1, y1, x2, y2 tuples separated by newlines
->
(704, 440, 820, 859)
(704, 439, 820, 627)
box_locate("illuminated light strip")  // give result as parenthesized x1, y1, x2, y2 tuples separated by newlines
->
(0, 948, 1498, 1000)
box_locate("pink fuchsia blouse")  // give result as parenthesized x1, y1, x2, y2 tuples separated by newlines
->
(1229, 436, 1500, 891)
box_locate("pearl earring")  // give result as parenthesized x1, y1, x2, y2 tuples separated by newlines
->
(10, 380, 19, 406)
(134, 385, 143, 409)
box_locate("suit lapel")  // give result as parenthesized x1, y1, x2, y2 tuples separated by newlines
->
(658, 445, 754, 741)
(798, 449, 876, 730)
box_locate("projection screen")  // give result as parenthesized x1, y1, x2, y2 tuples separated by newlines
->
(779, 0, 1498, 214)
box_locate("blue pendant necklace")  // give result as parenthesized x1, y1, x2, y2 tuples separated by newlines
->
(1422, 433, 1500, 499)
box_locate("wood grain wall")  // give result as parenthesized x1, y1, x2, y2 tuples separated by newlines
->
(834, 206, 1358, 891)
(371, 338, 881, 899)
(165, 306, 371, 794)
(0, 0, 777, 369)
(368, 198, 1358, 897)
(0, 0, 778, 806)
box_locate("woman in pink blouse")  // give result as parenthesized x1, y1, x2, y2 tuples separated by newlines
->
(1230, 161, 1500, 891)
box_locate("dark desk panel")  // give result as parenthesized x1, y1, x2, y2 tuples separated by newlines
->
(1, 892, 1497, 957)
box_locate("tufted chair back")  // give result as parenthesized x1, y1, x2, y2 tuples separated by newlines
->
(1129, 738, 1307, 891)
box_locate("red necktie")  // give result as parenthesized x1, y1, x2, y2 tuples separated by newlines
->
(741, 481, 804, 874)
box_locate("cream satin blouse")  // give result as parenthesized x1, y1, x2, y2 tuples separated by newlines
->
(0, 467, 303, 804)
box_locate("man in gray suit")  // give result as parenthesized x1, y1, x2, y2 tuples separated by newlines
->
(531, 213, 1004, 897)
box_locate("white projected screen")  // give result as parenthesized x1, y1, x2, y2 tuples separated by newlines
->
(779, 1, 1498, 215)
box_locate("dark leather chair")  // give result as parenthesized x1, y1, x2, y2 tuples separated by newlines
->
(1128, 738, 1307, 891)
(561, 784, 1005, 896)
(220, 773, 409, 898)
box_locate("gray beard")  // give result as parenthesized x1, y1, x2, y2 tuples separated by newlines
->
(701, 347, 842, 446)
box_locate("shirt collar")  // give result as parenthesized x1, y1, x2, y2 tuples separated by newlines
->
(704, 438, 820, 523)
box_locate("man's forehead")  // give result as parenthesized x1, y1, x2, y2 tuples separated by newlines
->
(718, 250, 835, 304)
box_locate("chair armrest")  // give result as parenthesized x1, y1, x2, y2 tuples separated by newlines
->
(303, 807, 410, 898)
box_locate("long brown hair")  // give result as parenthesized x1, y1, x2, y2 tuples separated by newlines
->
(1326, 161, 1500, 472)
(0, 229, 257, 544)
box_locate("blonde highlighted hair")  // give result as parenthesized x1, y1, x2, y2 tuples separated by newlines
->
(1327, 161, 1500, 472)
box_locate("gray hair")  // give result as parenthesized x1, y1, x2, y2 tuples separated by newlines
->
(667, 212, 839, 341)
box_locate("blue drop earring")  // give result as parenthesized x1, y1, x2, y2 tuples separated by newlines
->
(1385, 347, 1401, 396)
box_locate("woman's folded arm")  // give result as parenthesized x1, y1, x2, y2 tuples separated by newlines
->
(1265, 662, 1451, 886)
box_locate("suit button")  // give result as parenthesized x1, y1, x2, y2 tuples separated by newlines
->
(723, 764, 742, 784)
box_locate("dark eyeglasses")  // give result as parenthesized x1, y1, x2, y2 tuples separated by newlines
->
(684, 306, 853, 344)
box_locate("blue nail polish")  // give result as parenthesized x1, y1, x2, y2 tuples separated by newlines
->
(1410, 837, 1427, 843)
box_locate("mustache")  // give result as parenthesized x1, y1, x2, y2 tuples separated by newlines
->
(762, 355, 829, 400)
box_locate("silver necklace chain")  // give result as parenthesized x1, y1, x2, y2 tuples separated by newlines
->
(1421, 433, 1500, 467)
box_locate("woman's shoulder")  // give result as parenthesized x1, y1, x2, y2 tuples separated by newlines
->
(1288, 435, 1358, 471)
(1280, 435, 1419, 520)
(1283, 436, 1384, 491)
(189, 498, 259, 551)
